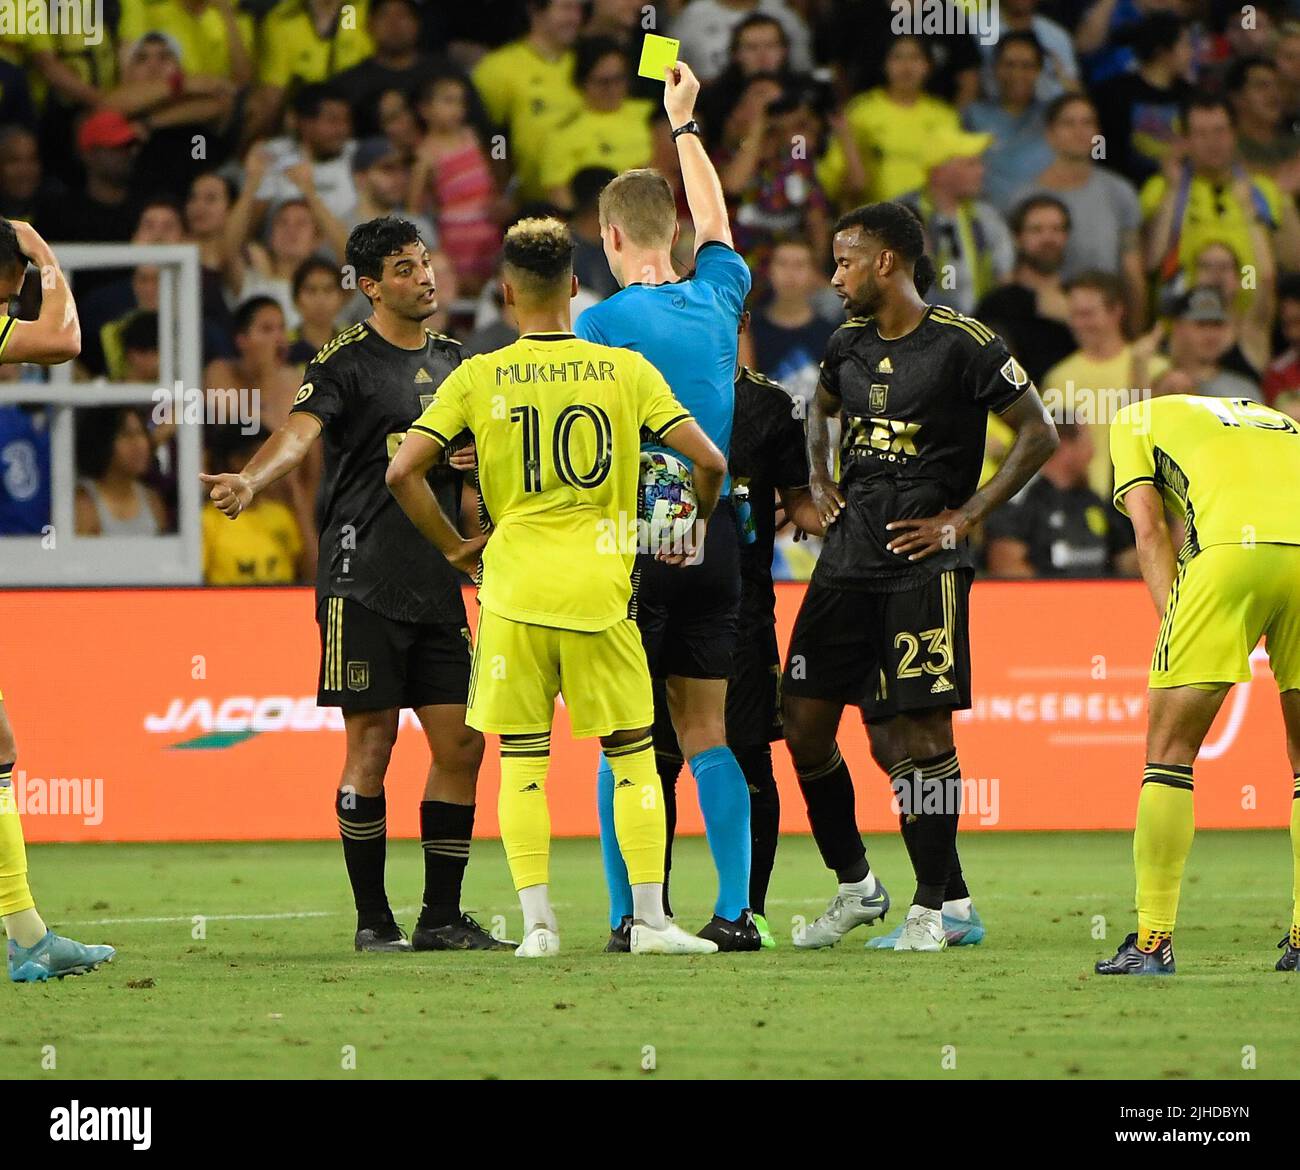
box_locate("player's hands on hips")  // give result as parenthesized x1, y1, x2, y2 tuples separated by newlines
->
(448, 534, 487, 576)
(664, 60, 700, 126)
(657, 518, 706, 567)
(448, 442, 477, 472)
(200, 472, 254, 518)
(885, 508, 971, 562)
(810, 471, 844, 529)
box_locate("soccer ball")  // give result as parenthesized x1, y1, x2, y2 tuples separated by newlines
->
(639, 450, 698, 548)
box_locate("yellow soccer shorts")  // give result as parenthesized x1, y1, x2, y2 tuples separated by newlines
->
(467, 611, 655, 738)
(1151, 542, 1300, 691)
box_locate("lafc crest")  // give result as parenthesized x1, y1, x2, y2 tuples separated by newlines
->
(869, 383, 889, 412)
(347, 661, 370, 691)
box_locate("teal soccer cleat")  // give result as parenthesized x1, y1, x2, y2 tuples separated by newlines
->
(866, 905, 985, 949)
(8, 931, 116, 983)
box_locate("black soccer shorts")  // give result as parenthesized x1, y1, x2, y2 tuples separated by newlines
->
(635, 498, 741, 681)
(650, 620, 783, 759)
(316, 596, 472, 713)
(782, 568, 973, 721)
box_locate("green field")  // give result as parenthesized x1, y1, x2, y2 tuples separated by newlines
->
(4, 832, 1296, 1080)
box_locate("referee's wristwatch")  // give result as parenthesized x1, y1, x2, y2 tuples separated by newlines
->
(671, 119, 702, 141)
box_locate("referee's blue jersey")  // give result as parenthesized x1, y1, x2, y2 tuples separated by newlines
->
(574, 241, 752, 475)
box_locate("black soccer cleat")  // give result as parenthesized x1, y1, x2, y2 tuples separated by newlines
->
(412, 912, 515, 951)
(1275, 936, 1300, 972)
(354, 921, 412, 953)
(697, 909, 763, 952)
(1095, 932, 1175, 975)
(604, 915, 632, 953)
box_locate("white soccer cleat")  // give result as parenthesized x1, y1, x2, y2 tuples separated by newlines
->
(514, 926, 561, 958)
(794, 881, 890, 949)
(629, 920, 719, 955)
(893, 906, 947, 952)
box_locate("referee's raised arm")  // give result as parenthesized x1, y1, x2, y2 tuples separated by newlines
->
(663, 62, 732, 251)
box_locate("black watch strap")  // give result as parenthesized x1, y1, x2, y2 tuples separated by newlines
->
(671, 119, 702, 141)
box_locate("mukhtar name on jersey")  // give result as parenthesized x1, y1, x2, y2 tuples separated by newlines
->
(495, 359, 618, 386)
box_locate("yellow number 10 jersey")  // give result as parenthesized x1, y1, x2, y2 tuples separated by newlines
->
(410, 331, 693, 632)
(1111, 394, 1300, 557)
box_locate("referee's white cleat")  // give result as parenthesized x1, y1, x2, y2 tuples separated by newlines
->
(515, 926, 561, 958)
(630, 920, 719, 955)
(794, 879, 890, 949)
(893, 906, 947, 952)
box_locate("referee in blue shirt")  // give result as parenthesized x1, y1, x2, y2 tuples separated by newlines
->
(576, 60, 758, 950)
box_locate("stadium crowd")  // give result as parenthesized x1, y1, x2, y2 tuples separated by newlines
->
(3, 0, 1300, 584)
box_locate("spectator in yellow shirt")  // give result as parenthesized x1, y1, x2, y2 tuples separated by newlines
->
(540, 38, 654, 210)
(118, 0, 254, 85)
(815, 36, 960, 209)
(202, 430, 304, 585)
(251, 0, 375, 136)
(1039, 271, 1168, 499)
(471, 0, 584, 202)
(1143, 95, 1300, 295)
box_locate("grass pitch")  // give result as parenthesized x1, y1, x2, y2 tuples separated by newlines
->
(4, 832, 1296, 1080)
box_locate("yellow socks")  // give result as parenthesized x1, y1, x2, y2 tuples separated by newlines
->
(604, 734, 666, 886)
(1134, 762, 1195, 951)
(0, 761, 36, 918)
(498, 734, 552, 892)
(1290, 773, 1300, 948)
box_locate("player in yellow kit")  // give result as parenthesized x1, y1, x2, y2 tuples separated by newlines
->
(1097, 394, 1300, 975)
(0, 219, 115, 982)
(386, 217, 726, 957)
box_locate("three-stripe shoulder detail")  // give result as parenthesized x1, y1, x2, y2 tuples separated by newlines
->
(930, 305, 995, 346)
(312, 322, 369, 364)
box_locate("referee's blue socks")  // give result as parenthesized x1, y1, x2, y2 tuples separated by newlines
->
(596, 754, 634, 929)
(691, 746, 752, 920)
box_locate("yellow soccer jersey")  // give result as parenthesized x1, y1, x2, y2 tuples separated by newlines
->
(119, 0, 255, 77)
(539, 101, 654, 195)
(202, 498, 302, 585)
(410, 332, 693, 632)
(1111, 394, 1300, 555)
(257, 0, 374, 89)
(471, 40, 581, 201)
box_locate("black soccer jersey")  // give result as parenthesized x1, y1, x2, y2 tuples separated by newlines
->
(291, 322, 468, 625)
(730, 366, 810, 626)
(815, 304, 1030, 590)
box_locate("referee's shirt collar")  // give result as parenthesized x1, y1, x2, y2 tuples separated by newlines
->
(519, 332, 576, 341)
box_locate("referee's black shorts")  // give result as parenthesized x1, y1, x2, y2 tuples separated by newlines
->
(316, 596, 471, 713)
(636, 497, 741, 681)
(782, 568, 973, 722)
(651, 619, 783, 759)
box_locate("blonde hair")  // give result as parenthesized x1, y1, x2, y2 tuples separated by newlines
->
(502, 216, 573, 302)
(597, 168, 677, 248)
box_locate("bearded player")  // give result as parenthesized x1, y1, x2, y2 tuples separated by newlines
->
(0, 219, 116, 982)
(785, 203, 1058, 952)
(1097, 395, 1300, 975)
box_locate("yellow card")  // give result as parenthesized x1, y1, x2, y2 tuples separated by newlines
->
(637, 33, 680, 81)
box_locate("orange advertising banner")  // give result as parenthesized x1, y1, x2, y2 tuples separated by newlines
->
(5, 583, 1292, 843)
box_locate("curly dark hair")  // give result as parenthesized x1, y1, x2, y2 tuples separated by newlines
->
(0, 218, 25, 278)
(834, 202, 934, 295)
(346, 215, 425, 294)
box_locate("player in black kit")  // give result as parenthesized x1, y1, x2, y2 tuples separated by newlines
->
(607, 310, 820, 952)
(784, 202, 1058, 953)
(202, 217, 512, 954)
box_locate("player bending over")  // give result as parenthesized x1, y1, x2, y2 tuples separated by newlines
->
(0, 219, 115, 981)
(204, 217, 509, 953)
(579, 60, 760, 949)
(602, 309, 821, 951)
(785, 203, 1057, 952)
(1096, 395, 1300, 975)
(387, 217, 725, 957)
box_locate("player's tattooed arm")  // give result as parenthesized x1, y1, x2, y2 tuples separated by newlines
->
(1118, 483, 1176, 615)
(201, 413, 321, 518)
(886, 387, 1058, 561)
(385, 428, 486, 576)
(808, 381, 845, 528)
